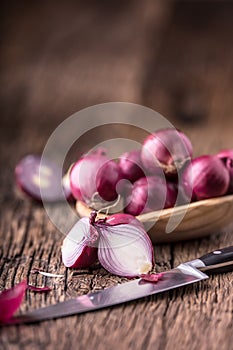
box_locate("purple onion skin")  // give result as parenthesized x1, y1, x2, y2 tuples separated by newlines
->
(96, 160, 123, 202)
(70, 150, 109, 201)
(70, 246, 98, 269)
(216, 149, 233, 194)
(216, 148, 233, 194)
(118, 150, 145, 183)
(165, 182, 177, 208)
(106, 213, 144, 229)
(141, 128, 193, 176)
(125, 176, 167, 216)
(216, 149, 233, 161)
(225, 158, 233, 193)
(15, 155, 71, 202)
(182, 155, 230, 201)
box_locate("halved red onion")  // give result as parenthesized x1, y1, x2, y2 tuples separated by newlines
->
(93, 216, 154, 277)
(15, 155, 71, 202)
(61, 217, 98, 268)
(182, 155, 230, 200)
(141, 128, 193, 176)
(96, 160, 123, 202)
(125, 176, 167, 216)
(0, 281, 27, 323)
(118, 150, 145, 182)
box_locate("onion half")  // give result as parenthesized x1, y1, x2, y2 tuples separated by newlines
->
(95, 220, 154, 277)
(61, 217, 98, 268)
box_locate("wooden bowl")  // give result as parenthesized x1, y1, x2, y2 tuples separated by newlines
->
(76, 194, 233, 243)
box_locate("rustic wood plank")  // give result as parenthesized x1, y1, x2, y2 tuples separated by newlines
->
(0, 1, 233, 350)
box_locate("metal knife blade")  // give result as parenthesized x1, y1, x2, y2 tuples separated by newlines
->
(5, 245, 233, 325)
(7, 264, 207, 325)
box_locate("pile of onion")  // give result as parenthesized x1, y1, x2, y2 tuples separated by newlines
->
(15, 128, 233, 277)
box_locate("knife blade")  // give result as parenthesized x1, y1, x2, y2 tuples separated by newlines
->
(6, 245, 233, 325)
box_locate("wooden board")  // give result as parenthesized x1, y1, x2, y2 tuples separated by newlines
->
(0, 1, 233, 350)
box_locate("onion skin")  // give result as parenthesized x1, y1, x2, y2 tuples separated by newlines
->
(106, 213, 144, 229)
(61, 217, 98, 268)
(182, 155, 230, 200)
(216, 149, 233, 194)
(69, 149, 109, 202)
(125, 176, 167, 216)
(225, 158, 233, 194)
(118, 150, 144, 182)
(15, 155, 71, 202)
(141, 128, 193, 176)
(96, 160, 123, 202)
(165, 182, 178, 208)
(0, 281, 27, 323)
(216, 149, 233, 161)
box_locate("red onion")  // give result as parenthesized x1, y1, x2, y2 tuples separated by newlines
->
(118, 150, 144, 182)
(0, 281, 27, 323)
(61, 217, 98, 268)
(15, 155, 71, 202)
(141, 128, 193, 176)
(62, 212, 154, 277)
(165, 182, 178, 208)
(225, 158, 233, 193)
(96, 160, 122, 202)
(106, 213, 144, 229)
(216, 149, 233, 161)
(70, 149, 109, 202)
(91, 212, 154, 277)
(125, 176, 167, 216)
(182, 155, 230, 200)
(216, 149, 233, 194)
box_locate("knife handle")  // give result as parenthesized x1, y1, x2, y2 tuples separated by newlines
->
(190, 246, 233, 274)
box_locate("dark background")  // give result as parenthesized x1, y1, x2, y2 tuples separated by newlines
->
(1, 0, 233, 150)
(1, 2, 233, 350)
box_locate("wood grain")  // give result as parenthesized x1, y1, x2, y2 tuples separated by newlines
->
(76, 195, 233, 243)
(0, 1, 233, 350)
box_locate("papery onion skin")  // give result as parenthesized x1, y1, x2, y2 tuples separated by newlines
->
(118, 150, 145, 183)
(94, 219, 154, 277)
(61, 217, 98, 268)
(182, 155, 230, 200)
(140, 273, 163, 283)
(125, 176, 167, 216)
(69, 149, 109, 202)
(141, 128, 193, 176)
(0, 281, 27, 322)
(27, 285, 51, 292)
(96, 160, 123, 202)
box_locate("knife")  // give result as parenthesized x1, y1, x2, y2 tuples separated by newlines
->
(7, 245, 233, 325)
